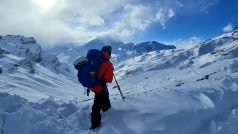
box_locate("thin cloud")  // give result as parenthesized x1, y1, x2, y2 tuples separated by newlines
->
(166, 36, 204, 48)
(223, 23, 233, 32)
(155, 8, 175, 28)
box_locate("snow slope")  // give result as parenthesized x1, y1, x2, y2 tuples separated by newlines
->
(1, 59, 237, 134)
(1, 27, 238, 134)
(0, 35, 86, 102)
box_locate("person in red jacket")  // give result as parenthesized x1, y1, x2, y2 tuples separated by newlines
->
(90, 45, 114, 129)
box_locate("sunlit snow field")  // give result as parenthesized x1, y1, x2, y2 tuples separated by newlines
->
(1, 29, 238, 134)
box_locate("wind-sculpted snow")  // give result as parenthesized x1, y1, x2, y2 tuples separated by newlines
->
(1, 64, 238, 134)
(106, 55, 238, 134)
(0, 93, 92, 134)
(1, 28, 238, 134)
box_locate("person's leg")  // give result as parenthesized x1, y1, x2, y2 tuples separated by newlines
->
(102, 87, 111, 112)
(91, 93, 103, 129)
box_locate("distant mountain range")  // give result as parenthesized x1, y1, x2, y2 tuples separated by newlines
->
(46, 36, 176, 69)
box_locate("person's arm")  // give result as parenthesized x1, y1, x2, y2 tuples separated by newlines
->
(104, 62, 113, 83)
(98, 61, 114, 83)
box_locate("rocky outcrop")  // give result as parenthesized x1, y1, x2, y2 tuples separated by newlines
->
(0, 35, 42, 62)
(134, 41, 176, 54)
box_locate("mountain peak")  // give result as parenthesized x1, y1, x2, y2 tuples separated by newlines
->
(134, 41, 176, 54)
(3, 35, 37, 44)
(82, 36, 125, 50)
(88, 36, 124, 45)
(233, 26, 238, 31)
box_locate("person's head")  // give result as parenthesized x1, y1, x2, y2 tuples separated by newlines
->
(101, 45, 112, 59)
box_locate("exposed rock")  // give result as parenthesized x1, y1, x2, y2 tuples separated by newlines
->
(20, 37, 36, 44)
(18, 59, 35, 74)
(134, 41, 176, 54)
(0, 35, 42, 62)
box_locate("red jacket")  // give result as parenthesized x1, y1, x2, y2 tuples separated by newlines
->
(90, 52, 114, 93)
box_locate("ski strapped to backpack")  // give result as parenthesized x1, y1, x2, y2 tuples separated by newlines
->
(74, 49, 106, 88)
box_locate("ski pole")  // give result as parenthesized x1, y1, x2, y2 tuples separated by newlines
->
(113, 74, 126, 101)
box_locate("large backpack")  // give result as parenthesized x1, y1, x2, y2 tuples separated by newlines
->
(74, 49, 105, 88)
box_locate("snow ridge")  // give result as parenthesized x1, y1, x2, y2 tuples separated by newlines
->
(0, 27, 238, 134)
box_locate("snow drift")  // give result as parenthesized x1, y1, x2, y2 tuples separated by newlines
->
(0, 27, 238, 134)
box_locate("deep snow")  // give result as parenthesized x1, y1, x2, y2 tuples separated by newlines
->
(0, 28, 238, 134)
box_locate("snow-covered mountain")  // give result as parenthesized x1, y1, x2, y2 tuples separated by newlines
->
(46, 36, 176, 73)
(133, 41, 175, 54)
(0, 35, 85, 102)
(0, 35, 72, 76)
(0, 27, 238, 134)
(82, 37, 175, 56)
(115, 27, 238, 78)
(0, 35, 42, 62)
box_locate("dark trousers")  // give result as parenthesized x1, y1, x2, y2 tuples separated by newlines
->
(91, 88, 111, 128)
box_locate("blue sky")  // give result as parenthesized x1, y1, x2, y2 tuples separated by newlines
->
(132, 0, 238, 45)
(0, 0, 237, 47)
